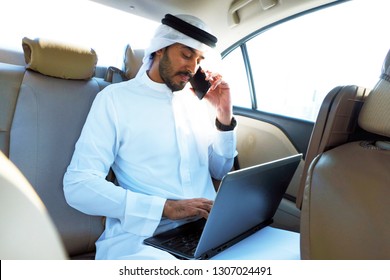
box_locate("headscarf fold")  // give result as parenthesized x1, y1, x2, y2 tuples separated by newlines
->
(136, 14, 218, 77)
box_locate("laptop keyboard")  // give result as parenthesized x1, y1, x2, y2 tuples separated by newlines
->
(161, 229, 203, 256)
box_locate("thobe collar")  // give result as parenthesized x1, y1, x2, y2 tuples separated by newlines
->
(140, 71, 174, 99)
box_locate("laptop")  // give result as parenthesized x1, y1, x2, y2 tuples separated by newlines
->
(144, 153, 302, 259)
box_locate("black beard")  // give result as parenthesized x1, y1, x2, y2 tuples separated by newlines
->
(159, 50, 192, 92)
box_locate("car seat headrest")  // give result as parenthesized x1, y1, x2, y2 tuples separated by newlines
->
(358, 49, 390, 138)
(22, 37, 97, 80)
(123, 44, 144, 79)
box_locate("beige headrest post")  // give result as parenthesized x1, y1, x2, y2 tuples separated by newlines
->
(358, 49, 390, 138)
(22, 37, 97, 80)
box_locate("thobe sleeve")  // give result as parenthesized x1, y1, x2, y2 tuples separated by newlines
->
(63, 89, 166, 237)
(208, 129, 237, 180)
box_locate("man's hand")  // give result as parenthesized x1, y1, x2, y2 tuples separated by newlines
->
(163, 198, 213, 220)
(203, 71, 233, 126)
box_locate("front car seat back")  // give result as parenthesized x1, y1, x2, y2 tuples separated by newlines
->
(0, 151, 67, 259)
(300, 49, 390, 259)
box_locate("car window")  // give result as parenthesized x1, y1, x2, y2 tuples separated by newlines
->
(221, 47, 252, 108)
(223, 0, 390, 121)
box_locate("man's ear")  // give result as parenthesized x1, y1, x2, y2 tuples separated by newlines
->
(151, 48, 164, 66)
(155, 48, 166, 58)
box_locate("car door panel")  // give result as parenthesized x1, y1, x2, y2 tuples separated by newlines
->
(234, 108, 313, 232)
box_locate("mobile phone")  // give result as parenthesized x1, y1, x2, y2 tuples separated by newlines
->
(189, 67, 211, 100)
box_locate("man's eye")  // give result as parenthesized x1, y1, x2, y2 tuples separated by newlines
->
(182, 52, 192, 59)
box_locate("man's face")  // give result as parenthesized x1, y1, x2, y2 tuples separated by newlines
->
(158, 43, 205, 92)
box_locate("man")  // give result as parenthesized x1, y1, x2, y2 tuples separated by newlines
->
(63, 14, 237, 259)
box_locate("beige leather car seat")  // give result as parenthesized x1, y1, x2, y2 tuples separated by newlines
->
(0, 151, 67, 259)
(7, 38, 109, 259)
(296, 85, 370, 209)
(103, 44, 144, 83)
(300, 50, 390, 259)
(1, 38, 145, 259)
(0, 62, 25, 156)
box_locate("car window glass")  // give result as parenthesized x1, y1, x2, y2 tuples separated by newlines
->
(221, 47, 252, 108)
(223, 0, 390, 121)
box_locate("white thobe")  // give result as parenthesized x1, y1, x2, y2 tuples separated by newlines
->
(63, 72, 237, 259)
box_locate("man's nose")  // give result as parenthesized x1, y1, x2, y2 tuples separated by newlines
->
(187, 59, 198, 75)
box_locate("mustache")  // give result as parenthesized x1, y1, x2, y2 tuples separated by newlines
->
(176, 70, 194, 79)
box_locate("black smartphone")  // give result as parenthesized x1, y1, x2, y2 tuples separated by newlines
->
(189, 67, 211, 100)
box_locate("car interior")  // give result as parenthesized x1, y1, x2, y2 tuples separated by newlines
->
(0, 0, 389, 260)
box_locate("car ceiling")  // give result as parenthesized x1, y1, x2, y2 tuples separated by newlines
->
(90, 0, 340, 51)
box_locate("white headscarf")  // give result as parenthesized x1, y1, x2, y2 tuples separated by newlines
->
(136, 14, 217, 77)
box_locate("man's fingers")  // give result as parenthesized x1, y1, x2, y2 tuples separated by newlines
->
(163, 198, 213, 220)
(184, 199, 213, 219)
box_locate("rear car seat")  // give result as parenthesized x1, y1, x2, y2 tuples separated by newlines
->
(0, 62, 25, 156)
(104, 44, 144, 83)
(0, 38, 145, 259)
(300, 49, 390, 259)
(1, 37, 111, 259)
